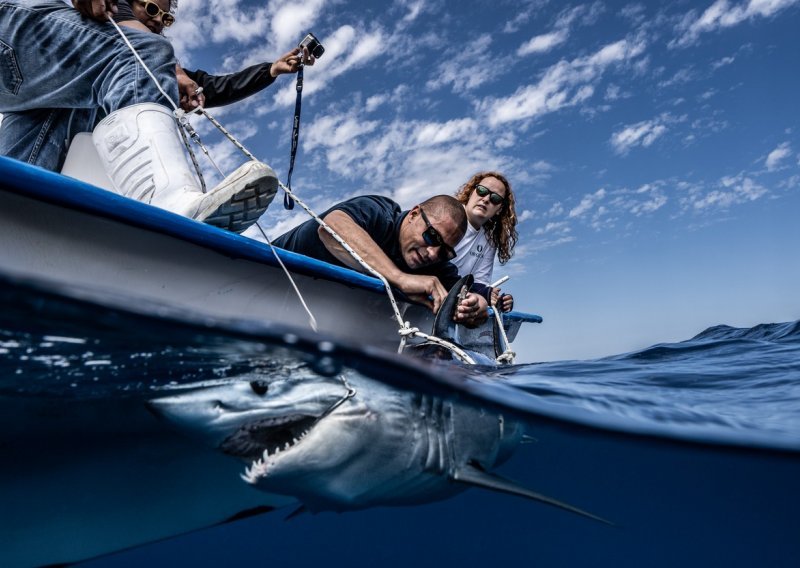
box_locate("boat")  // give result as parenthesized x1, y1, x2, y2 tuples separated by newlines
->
(0, 152, 541, 362)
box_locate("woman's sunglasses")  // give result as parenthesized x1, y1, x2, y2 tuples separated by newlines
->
(136, 0, 175, 27)
(419, 208, 457, 262)
(475, 184, 505, 205)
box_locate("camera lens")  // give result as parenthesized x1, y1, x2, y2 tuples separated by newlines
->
(311, 43, 325, 58)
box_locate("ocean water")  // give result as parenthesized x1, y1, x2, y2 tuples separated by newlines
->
(1, 274, 799, 567)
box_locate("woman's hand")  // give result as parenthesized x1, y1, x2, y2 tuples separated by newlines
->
(490, 287, 514, 312)
(176, 65, 205, 111)
(498, 293, 514, 313)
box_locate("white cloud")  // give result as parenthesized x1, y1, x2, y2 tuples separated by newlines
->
(546, 202, 565, 217)
(711, 55, 736, 69)
(397, 0, 426, 24)
(269, 0, 329, 50)
(426, 34, 498, 92)
(658, 67, 695, 89)
(610, 114, 673, 155)
(534, 221, 571, 236)
(502, 0, 549, 33)
(682, 174, 768, 210)
(481, 36, 647, 126)
(611, 183, 669, 215)
(765, 142, 792, 171)
(298, 103, 518, 208)
(413, 119, 479, 147)
(671, 0, 800, 48)
(569, 188, 606, 218)
(269, 25, 386, 109)
(518, 29, 569, 56)
(169, 0, 329, 67)
(517, 2, 604, 56)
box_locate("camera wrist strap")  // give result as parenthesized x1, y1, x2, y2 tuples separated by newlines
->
(284, 65, 304, 209)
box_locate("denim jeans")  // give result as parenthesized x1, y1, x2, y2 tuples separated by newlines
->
(0, 0, 178, 170)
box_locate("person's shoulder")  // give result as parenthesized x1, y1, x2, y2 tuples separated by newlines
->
(337, 195, 401, 216)
(348, 194, 399, 209)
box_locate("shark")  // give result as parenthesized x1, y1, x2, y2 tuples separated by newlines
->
(150, 368, 609, 521)
(0, 272, 606, 568)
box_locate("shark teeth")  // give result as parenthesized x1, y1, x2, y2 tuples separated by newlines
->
(240, 426, 315, 485)
(242, 455, 268, 484)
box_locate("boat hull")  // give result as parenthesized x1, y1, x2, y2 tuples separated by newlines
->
(0, 157, 406, 351)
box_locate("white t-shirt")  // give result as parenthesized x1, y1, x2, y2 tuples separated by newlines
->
(452, 223, 496, 285)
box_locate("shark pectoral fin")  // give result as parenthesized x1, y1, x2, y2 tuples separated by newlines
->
(452, 463, 613, 526)
(284, 505, 307, 521)
(221, 505, 277, 524)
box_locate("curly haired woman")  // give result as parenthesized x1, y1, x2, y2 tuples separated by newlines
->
(453, 171, 518, 312)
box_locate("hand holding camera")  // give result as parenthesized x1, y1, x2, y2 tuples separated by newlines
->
(270, 33, 324, 78)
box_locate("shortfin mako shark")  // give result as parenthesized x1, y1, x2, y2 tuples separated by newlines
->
(150, 369, 609, 523)
(0, 272, 607, 568)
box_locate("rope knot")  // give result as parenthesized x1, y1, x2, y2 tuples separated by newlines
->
(496, 350, 516, 365)
(398, 326, 420, 337)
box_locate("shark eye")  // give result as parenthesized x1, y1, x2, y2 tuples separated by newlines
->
(249, 381, 269, 396)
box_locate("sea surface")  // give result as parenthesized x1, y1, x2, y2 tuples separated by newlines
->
(1, 275, 798, 567)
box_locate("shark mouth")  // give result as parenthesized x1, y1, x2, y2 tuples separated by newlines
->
(221, 414, 318, 483)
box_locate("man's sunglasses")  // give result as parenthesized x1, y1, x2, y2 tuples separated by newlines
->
(419, 208, 457, 262)
(475, 184, 505, 205)
(136, 0, 175, 27)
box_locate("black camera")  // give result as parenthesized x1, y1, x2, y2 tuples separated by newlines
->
(299, 32, 325, 59)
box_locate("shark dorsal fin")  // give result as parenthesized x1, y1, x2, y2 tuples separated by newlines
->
(431, 274, 474, 341)
(453, 462, 613, 525)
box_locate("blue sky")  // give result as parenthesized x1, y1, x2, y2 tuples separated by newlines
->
(166, 0, 800, 362)
(1, 0, 792, 361)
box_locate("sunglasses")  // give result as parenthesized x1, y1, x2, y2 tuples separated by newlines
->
(475, 184, 505, 205)
(136, 0, 175, 27)
(419, 207, 457, 262)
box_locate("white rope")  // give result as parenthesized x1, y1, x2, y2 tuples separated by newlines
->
(253, 222, 319, 332)
(489, 275, 515, 364)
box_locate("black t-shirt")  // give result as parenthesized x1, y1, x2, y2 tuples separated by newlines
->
(272, 195, 463, 291)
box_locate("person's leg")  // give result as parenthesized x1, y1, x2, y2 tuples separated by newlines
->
(0, 109, 70, 171)
(0, 1, 177, 166)
(0, 1, 276, 232)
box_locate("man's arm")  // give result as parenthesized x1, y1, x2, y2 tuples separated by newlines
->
(318, 210, 449, 313)
(73, 0, 117, 21)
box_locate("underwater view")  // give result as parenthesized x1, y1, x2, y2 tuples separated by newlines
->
(1, 273, 798, 568)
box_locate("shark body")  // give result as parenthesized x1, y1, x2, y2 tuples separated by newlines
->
(151, 369, 608, 520)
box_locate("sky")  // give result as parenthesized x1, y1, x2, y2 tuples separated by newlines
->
(11, 0, 800, 362)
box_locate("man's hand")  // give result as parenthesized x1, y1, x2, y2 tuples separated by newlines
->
(270, 47, 316, 78)
(454, 292, 489, 328)
(177, 65, 205, 111)
(73, 0, 117, 21)
(396, 274, 449, 313)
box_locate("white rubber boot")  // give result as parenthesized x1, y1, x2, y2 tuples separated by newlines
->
(93, 103, 277, 233)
